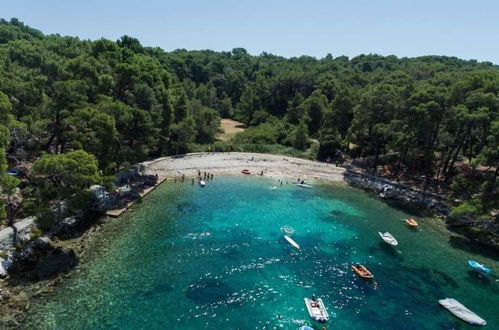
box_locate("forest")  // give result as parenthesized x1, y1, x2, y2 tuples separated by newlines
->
(0, 18, 497, 234)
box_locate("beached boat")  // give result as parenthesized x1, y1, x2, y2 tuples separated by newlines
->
(352, 264, 374, 279)
(379, 231, 398, 246)
(199, 180, 206, 187)
(467, 260, 491, 275)
(284, 235, 300, 249)
(439, 298, 486, 326)
(405, 218, 418, 228)
(242, 169, 251, 175)
(304, 297, 329, 323)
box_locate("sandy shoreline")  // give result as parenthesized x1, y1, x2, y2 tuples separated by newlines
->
(142, 152, 345, 182)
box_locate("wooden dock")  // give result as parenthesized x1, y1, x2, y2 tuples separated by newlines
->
(105, 177, 166, 217)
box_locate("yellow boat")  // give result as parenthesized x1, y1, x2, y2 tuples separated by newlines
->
(352, 264, 374, 279)
(405, 218, 418, 228)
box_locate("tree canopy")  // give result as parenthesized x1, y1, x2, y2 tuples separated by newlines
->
(0, 18, 498, 225)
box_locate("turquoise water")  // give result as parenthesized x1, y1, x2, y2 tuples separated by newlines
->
(28, 177, 499, 329)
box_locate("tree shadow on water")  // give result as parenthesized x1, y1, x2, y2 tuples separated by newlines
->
(448, 235, 499, 261)
(185, 279, 235, 305)
(464, 270, 499, 293)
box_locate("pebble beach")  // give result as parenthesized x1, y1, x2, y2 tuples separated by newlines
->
(142, 152, 345, 182)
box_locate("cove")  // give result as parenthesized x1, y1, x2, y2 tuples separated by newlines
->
(26, 177, 499, 329)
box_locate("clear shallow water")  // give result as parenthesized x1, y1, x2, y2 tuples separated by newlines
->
(27, 177, 499, 329)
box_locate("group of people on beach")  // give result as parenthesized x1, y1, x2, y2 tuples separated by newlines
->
(193, 170, 214, 184)
(169, 170, 214, 184)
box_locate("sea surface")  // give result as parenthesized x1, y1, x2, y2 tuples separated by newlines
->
(27, 177, 499, 329)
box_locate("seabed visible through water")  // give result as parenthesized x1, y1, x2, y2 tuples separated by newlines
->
(26, 177, 499, 329)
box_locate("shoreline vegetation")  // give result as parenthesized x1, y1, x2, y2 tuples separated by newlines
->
(0, 17, 497, 327)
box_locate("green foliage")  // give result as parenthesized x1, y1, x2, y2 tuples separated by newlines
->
(188, 100, 220, 144)
(450, 199, 483, 218)
(450, 175, 481, 199)
(30, 227, 42, 240)
(33, 150, 103, 198)
(211, 141, 308, 158)
(0, 18, 498, 228)
(293, 121, 309, 151)
(233, 120, 294, 146)
(171, 117, 197, 154)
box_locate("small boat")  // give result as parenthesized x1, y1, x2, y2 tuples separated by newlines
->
(379, 231, 398, 246)
(284, 235, 300, 249)
(281, 226, 295, 235)
(199, 180, 206, 187)
(296, 183, 312, 188)
(242, 169, 251, 175)
(299, 326, 314, 330)
(304, 297, 329, 323)
(405, 218, 418, 228)
(352, 264, 374, 279)
(439, 298, 486, 326)
(467, 260, 491, 275)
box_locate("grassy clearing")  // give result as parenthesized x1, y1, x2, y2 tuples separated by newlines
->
(216, 119, 247, 141)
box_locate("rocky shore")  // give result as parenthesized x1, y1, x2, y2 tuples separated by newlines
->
(343, 169, 499, 251)
(0, 214, 107, 327)
(342, 170, 451, 215)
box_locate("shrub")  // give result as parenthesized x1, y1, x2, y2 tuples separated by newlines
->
(30, 227, 43, 240)
(450, 199, 483, 217)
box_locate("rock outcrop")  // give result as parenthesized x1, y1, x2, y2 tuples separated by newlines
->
(35, 247, 77, 280)
(6, 237, 78, 280)
(343, 170, 450, 215)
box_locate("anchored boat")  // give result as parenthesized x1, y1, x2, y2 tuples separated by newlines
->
(199, 180, 206, 187)
(379, 231, 398, 246)
(467, 260, 491, 275)
(304, 296, 329, 323)
(439, 298, 486, 326)
(352, 264, 374, 279)
(284, 235, 300, 249)
(405, 218, 418, 228)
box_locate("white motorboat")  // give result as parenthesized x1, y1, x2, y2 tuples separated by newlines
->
(439, 298, 486, 326)
(199, 180, 206, 187)
(284, 235, 300, 249)
(379, 231, 398, 246)
(296, 183, 312, 188)
(304, 297, 329, 323)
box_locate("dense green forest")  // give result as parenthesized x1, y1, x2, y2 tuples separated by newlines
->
(0, 18, 497, 230)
